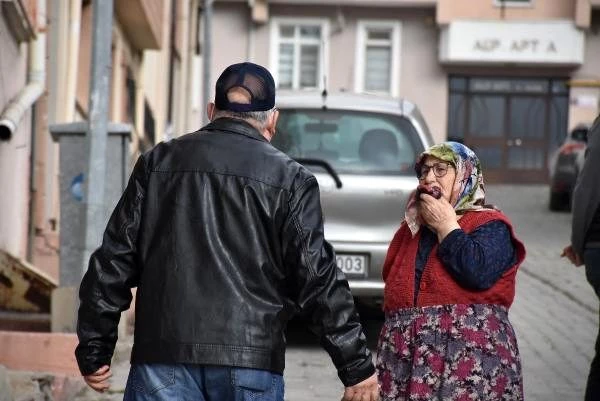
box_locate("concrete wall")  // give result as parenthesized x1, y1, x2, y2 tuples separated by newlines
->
(212, 4, 252, 100)
(398, 12, 447, 142)
(75, 3, 92, 115)
(141, 0, 172, 143)
(0, 15, 32, 259)
(0, 331, 78, 375)
(569, 25, 600, 130)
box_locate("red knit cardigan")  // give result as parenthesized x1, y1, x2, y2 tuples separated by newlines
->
(382, 210, 526, 312)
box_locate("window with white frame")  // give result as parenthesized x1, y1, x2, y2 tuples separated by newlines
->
(355, 21, 401, 96)
(271, 19, 328, 90)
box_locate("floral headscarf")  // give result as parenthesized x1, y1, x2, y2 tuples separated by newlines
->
(404, 141, 489, 236)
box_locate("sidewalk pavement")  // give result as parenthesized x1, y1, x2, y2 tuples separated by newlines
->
(280, 184, 599, 401)
(490, 184, 598, 401)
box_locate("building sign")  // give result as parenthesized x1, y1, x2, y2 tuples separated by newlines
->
(439, 20, 584, 65)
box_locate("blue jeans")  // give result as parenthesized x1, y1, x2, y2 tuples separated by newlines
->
(584, 247, 600, 401)
(123, 364, 284, 401)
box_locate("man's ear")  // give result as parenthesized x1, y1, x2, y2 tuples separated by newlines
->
(266, 109, 279, 140)
(207, 103, 216, 121)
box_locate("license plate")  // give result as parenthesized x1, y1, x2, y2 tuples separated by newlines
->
(336, 254, 368, 276)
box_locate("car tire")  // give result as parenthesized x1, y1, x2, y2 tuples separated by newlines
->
(549, 190, 568, 211)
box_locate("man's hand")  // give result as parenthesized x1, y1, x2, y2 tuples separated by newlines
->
(83, 365, 112, 393)
(561, 244, 583, 266)
(341, 373, 379, 401)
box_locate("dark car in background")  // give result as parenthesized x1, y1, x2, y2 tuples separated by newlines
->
(272, 91, 434, 309)
(548, 123, 589, 211)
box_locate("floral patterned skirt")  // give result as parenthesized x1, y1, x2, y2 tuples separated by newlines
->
(376, 304, 523, 401)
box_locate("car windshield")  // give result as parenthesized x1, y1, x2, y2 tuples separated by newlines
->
(273, 108, 423, 175)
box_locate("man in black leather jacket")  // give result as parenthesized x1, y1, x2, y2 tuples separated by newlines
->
(75, 62, 379, 400)
(563, 113, 600, 401)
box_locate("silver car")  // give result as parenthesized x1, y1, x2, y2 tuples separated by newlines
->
(272, 91, 434, 309)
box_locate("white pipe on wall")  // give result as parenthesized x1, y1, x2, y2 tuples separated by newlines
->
(176, 0, 190, 135)
(65, 0, 82, 122)
(0, 0, 47, 141)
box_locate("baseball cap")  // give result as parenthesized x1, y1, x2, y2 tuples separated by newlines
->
(214, 62, 276, 112)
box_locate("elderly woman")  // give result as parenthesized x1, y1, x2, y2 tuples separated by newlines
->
(376, 142, 526, 401)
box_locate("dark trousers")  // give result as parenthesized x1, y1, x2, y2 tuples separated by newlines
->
(584, 248, 600, 401)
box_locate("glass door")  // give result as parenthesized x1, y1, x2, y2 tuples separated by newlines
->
(448, 77, 568, 183)
(505, 96, 548, 181)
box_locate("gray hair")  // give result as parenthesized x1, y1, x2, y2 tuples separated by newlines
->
(213, 108, 276, 128)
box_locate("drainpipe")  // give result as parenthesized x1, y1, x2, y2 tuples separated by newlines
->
(0, 0, 46, 141)
(202, 0, 212, 125)
(65, 0, 82, 122)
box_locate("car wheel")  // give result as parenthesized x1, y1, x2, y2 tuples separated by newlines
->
(549, 190, 568, 211)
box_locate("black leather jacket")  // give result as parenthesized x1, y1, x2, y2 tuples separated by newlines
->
(75, 117, 374, 386)
(572, 115, 600, 255)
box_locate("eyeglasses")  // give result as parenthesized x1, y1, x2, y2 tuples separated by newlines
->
(416, 162, 452, 180)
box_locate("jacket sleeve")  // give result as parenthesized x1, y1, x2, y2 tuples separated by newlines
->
(75, 155, 148, 375)
(572, 114, 600, 256)
(281, 176, 375, 387)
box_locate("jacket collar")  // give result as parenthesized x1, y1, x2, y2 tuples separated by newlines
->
(202, 117, 268, 143)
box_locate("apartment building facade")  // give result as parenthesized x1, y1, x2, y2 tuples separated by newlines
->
(0, 0, 202, 285)
(212, 0, 600, 184)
